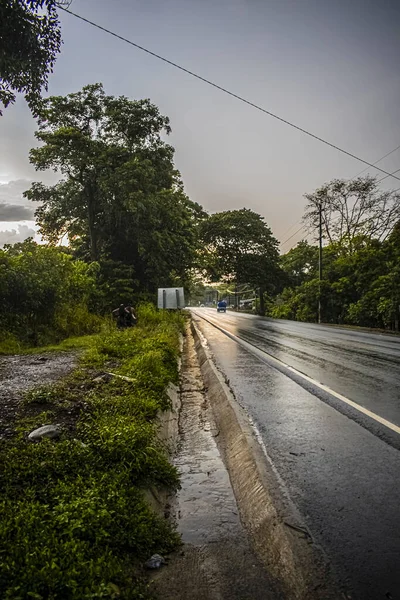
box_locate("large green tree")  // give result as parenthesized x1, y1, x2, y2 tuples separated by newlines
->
(25, 83, 203, 299)
(272, 178, 400, 327)
(200, 208, 280, 314)
(25, 83, 174, 260)
(280, 240, 318, 287)
(0, 0, 63, 114)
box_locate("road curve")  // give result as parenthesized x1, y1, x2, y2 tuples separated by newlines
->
(191, 309, 400, 600)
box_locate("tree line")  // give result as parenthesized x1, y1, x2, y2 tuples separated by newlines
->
(1, 1, 399, 343)
(1, 81, 399, 347)
(1, 80, 399, 348)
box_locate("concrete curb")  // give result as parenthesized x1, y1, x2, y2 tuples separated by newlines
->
(146, 336, 183, 516)
(191, 319, 341, 600)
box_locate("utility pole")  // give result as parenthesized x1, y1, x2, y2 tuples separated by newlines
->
(235, 281, 239, 311)
(318, 202, 323, 324)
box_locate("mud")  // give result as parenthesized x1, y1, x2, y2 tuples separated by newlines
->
(150, 326, 281, 600)
(0, 352, 78, 439)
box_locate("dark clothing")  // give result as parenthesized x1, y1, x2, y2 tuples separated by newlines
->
(112, 305, 136, 329)
(117, 314, 126, 329)
(125, 309, 137, 327)
(113, 306, 127, 329)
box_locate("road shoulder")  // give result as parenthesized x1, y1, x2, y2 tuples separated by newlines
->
(151, 322, 280, 600)
(190, 315, 341, 600)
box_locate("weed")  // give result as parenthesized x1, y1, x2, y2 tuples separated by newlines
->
(0, 304, 184, 599)
(24, 385, 61, 405)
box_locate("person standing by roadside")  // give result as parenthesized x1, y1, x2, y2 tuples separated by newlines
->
(112, 304, 127, 329)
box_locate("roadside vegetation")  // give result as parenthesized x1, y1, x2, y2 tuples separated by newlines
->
(273, 179, 400, 329)
(0, 305, 184, 599)
(0, 240, 103, 353)
(191, 180, 400, 331)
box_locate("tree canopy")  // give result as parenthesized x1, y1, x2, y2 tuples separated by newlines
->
(2, 77, 399, 337)
(303, 177, 400, 252)
(24, 83, 204, 300)
(199, 208, 280, 314)
(273, 221, 400, 329)
(280, 240, 318, 288)
(0, 0, 62, 114)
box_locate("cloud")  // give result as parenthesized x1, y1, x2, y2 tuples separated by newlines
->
(0, 203, 35, 221)
(0, 225, 37, 248)
(0, 179, 33, 207)
(0, 179, 38, 228)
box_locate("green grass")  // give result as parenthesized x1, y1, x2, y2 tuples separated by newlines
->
(0, 304, 185, 599)
(0, 332, 23, 355)
(0, 332, 107, 356)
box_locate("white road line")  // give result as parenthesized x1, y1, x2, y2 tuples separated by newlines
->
(193, 311, 400, 436)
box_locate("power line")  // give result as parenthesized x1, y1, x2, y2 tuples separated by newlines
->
(280, 224, 307, 248)
(280, 210, 351, 250)
(59, 6, 400, 183)
(278, 218, 304, 241)
(377, 166, 400, 184)
(351, 144, 400, 179)
(279, 154, 400, 247)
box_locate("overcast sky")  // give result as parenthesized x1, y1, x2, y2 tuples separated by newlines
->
(1, 0, 400, 249)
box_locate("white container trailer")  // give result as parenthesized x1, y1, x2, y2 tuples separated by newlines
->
(157, 287, 185, 309)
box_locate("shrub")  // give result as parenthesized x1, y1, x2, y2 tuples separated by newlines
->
(0, 306, 183, 598)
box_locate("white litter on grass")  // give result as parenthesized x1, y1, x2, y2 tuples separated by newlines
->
(106, 372, 136, 383)
(28, 424, 61, 441)
(145, 554, 166, 569)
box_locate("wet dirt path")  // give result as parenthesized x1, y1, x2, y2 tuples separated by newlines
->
(151, 329, 281, 600)
(0, 353, 77, 439)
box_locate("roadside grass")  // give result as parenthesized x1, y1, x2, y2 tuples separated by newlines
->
(0, 305, 185, 599)
(0, 332, 105, 356)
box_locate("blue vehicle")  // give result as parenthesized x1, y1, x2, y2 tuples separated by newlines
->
(217, 300, 227, 313)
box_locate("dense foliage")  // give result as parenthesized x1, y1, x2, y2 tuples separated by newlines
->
(0, 305, 183, 599)
(0, 239, 101, 349)
(0, 0, 62, 114)
(199, 208, 280, 314)
(1, 84, 398, 350)
(272, 222, 400, 329)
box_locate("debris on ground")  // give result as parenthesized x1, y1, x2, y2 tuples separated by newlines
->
(145, 554, 166, 569)
(28, 424, 61, 441)
(92, 373, 113, 384)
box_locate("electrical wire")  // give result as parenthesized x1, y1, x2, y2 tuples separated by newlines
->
(277, 218, 304, 241)
(377, 167, 400, 184)
(59, 6, 400, 182)
(58, 7, 400, 252)
(280, 224, 308, 248)
(279, 155, 400, 248)
(351, 144, 400, 179)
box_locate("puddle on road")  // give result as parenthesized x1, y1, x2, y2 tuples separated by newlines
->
(174, 341, 240, 545)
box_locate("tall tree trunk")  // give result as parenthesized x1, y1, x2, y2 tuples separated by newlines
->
(259, 285, 265, 316)
(86, 184, 98, 261)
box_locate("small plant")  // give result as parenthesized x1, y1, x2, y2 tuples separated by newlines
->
(24, 385, 60, 405)
(0, 304, 184, 598)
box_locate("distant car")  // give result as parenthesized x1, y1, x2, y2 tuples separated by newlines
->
(217, 300, 227, 313)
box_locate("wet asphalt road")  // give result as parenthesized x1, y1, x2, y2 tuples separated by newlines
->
(192, 309, 400, 600)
